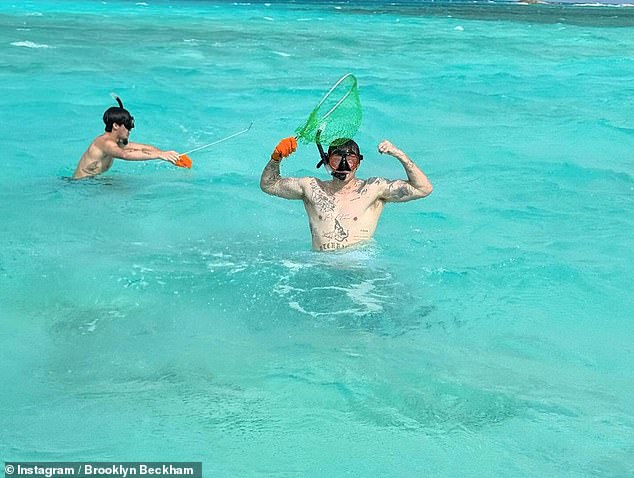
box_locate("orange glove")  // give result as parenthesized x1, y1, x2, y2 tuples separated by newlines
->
(174, 154, 192, 169)
(271, 137, 297, 161)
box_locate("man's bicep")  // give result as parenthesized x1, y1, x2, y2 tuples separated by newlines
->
(98, 139, 125, 158)
(380, 179, 420, 202)
(271, 177, 306, 200)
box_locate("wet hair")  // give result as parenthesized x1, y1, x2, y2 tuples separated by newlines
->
(103, 97, 134, 132)
(328, 138, 361, 156)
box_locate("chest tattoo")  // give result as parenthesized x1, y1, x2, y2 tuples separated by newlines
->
(323, 217, 349, 243)
(310, 183, 335, 214)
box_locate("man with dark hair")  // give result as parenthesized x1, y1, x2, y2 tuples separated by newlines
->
(73, 97, 181, 179)
(260, 136, 433, 252)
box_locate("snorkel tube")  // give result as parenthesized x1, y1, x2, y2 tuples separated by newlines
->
(315, 129, 328, 169)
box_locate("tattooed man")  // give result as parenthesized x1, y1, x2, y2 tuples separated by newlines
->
(73, 96, 180, 179)
(260, 136, 433, 252)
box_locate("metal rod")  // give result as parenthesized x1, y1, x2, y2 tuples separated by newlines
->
(181, 122, 253, 156)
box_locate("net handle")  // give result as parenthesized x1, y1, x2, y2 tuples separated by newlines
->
(315, 73, 356, 121)
(181, 122, 253, 155)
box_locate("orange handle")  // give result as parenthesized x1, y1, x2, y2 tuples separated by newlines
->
(175, 154, 192, 169)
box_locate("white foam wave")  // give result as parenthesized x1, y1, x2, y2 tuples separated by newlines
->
(281, 260, 313, 271)
(288, 301, 311, 315)
(275, 284, 306, 295)
(272, 50, 291, 57)
(207, 260, 238, 268)
(282, 277, 389, 318)
(313, 280, 386, 314)
(347, 280, 386, 313)
(287, 301, 366, 318)
(263, 16, 274, 21)
(573, 1, 634, 5)
(11, 41, 52, 49)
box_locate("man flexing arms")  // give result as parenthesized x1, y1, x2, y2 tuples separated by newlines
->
(260, 137, 432, 251)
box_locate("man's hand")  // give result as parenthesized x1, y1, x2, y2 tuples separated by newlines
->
(159, 150, 180, 164)
(271, 137, 297, 161)
(377, 140, 404, 158)
(175, 154, 192, 169)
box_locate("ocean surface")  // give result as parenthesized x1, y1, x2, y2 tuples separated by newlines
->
(1, 1, 633, 476)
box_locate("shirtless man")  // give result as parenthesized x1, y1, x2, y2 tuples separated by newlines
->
(260, 136, 433, 251)
(73, 97, 180, 179)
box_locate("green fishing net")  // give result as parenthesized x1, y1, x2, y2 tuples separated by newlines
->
(295, 73, 362, 147)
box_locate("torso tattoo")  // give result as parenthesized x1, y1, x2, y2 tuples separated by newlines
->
(303, 178, 385, 251)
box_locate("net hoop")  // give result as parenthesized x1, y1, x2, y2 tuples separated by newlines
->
(295, 73, 361, 146)
(315, 73, 356, 121)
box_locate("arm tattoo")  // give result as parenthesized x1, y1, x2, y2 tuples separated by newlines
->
(126, 146, 154, 157)
(387, 182, 415, 200)
(380, 153, 432, 202)
(261, 160, 281, 187)
(260, 160, 303, 199)
(359, 177, 385, 199)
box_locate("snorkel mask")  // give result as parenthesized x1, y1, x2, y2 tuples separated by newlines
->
(315, 130, 363, 181)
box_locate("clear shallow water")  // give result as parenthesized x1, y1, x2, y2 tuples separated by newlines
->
(1, 1, 633, 476)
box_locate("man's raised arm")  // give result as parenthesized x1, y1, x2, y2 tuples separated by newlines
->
(377, 140, 433, 202)
(260, 137, 305, 200)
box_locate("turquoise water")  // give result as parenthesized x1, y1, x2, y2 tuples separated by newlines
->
(1, 1, 634, 475)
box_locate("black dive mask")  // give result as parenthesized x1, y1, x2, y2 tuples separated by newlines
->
(315, 130, 362, 180)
